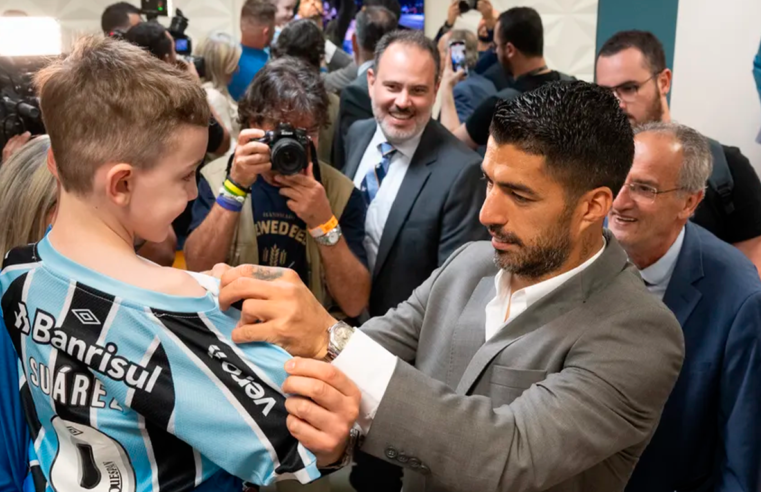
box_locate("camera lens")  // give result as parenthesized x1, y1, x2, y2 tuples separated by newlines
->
(271, 138, 307, 175)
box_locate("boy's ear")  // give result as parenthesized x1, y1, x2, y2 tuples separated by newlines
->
(46, 148, 58, 178)
(106, 164, 135, 207)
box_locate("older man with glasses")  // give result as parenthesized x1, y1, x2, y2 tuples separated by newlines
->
(609, 121, 761, 492)
(596, 30, 761, 278)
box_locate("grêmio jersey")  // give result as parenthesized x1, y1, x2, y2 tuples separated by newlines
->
(0, 236, 320, 492)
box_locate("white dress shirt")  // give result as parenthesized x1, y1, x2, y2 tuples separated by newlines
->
(483, 240, 606, 342)
(333, 237, 607, 434)
(352, 124, 424, 272)
(357, 59, 374, 79)
(638, 226, 685, 300)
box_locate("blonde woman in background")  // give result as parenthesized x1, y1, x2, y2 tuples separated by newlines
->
(0, 136, 57, 255)
(196, 31, 241, 144)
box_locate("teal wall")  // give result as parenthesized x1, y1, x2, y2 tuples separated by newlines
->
(596, 0, 680, 70)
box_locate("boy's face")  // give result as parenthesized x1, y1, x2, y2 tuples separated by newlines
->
(126, 125, 208, 242)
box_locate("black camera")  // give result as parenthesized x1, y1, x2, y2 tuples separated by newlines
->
(168, 8, 193, 55)
(0, 57, 48, 150)
(258, 123, 311, 176)
(458, 0, 478, 13)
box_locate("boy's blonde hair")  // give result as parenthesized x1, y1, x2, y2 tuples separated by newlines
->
(196, 32, 242, 93)
(0, 136, 56, 254)
(35, 35, 210, 195)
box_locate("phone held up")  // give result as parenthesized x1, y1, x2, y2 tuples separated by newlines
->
(449, 40, 468, 75)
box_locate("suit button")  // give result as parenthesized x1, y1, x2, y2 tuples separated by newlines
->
(385, 447, 398, 459)
(408, 458, 421, 469)
(397, 454, 409, 464)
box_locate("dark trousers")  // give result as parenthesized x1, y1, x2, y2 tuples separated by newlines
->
(349, 451, 403, 492)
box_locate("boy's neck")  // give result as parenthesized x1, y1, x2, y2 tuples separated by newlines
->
(49, 192, 138, 264)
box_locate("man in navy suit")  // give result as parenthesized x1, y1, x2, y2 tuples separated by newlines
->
(609, 121, 761, 492)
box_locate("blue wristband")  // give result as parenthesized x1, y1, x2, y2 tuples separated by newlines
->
(216, 194, 243, 212)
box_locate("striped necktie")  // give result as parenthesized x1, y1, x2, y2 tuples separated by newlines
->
(360, 142, 396, 205)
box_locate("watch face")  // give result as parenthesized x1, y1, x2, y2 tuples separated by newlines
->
(326, 229, 340, 245)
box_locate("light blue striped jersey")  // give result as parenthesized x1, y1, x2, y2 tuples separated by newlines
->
(0, 237, 320, 492)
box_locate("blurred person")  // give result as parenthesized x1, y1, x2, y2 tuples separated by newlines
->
(449, 7, 573, 150)
(609, 122, 761, 492)
(597, 30, 761, 276)
(184, 57, 370, 321)
(1, 132, 32, 164)
(196, 31, 242, 142)
(272, 0, 297, 29)
(438, 29, 497, 124)
(332, 6, 397, 168)
(272, 19, 339, 164)
(0, 35, 355, 492)
(219, 81, 685, 492)
(0, 137, 53, 492)
(340, 29, 486, 491)
(101, 1, 142, 36)
(229, 0, 276, 101)
(755, 37, 761, 143)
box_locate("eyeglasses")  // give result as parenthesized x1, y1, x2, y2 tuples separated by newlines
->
(623, 182, 684, 202)
(606, 73, 659, 103)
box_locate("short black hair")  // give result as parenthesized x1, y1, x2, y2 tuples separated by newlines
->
(272, 19, 325, 70)
(490, 81, 634, 199)
(364, 0, 401, 21)
(101, 2, 141, 34)
(355, 6, 398, 53)
(598, 30, 667, 74)
(124, 22, 173, 61)
(238, 56, 330, 130)
(374, 29, 441, 82)
(497, 7, 543, 57)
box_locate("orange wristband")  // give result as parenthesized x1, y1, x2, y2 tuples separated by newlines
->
(309, 215, 339, 238)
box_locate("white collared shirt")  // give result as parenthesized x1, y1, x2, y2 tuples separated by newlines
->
(483, 239, 607, 341)
(352, 124, 424, 271)
(638, 227, 686, 300)
(357, 60, 374, 79)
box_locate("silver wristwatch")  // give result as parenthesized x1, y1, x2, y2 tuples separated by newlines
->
(314, 224, 342, 246)
(324, 320, 355, 362)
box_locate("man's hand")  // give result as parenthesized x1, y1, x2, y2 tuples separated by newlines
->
(218, 264, 336, 359)
(446, 0, 460, 26)
(283, 358, 360, 467)
(2, 132, 31, 163)
(442, 48, 467, 90)
(230, 129, 272, 188)
(177, 58, 201, 82)
(477, 0, 497, 30)
(273, 162, 333, 230)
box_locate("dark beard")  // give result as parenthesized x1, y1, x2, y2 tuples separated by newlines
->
(491, 208, 574, 280)
(643, 95, 664, 124)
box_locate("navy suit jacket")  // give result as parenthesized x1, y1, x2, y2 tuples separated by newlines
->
(627, 222, 761, 492)
(452, 73, 496, 123)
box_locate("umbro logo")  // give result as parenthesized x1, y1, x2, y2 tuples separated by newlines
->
(72, 309, 101, 325)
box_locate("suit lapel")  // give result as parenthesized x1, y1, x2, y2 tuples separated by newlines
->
(343, 120, 376, 180)
(662, 223, 704, 326)
(446, 276, 493, 389)
(456, 231, 631, 394)
(373, 121, 438, 278)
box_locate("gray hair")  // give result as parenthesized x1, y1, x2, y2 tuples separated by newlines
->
(634, 121, 713, 194)
(448, 29, 479, 70)
(0, 136, 55, 255)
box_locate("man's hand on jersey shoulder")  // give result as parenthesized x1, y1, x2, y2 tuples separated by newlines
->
(283, 357, 360, 467)
(218, 263, 336, 359)
(215, 264, 360, 467)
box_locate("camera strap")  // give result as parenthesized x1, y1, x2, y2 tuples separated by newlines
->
(310, 141, 323, 184)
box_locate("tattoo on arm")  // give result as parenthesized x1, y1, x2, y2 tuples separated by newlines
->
(250, 266, 285, 281)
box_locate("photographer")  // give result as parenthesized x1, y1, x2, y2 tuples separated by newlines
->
(184, 57, 370, 320)
(124, 22, 231, 157)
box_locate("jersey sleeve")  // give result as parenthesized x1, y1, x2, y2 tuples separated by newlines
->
(138, 308, 321, 486)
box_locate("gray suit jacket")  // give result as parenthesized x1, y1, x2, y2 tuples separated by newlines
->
(359, 234, 685, 491)
(343, 118, 488, 316)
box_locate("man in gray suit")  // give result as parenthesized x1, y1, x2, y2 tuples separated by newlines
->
(219, 81, 685, 491)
